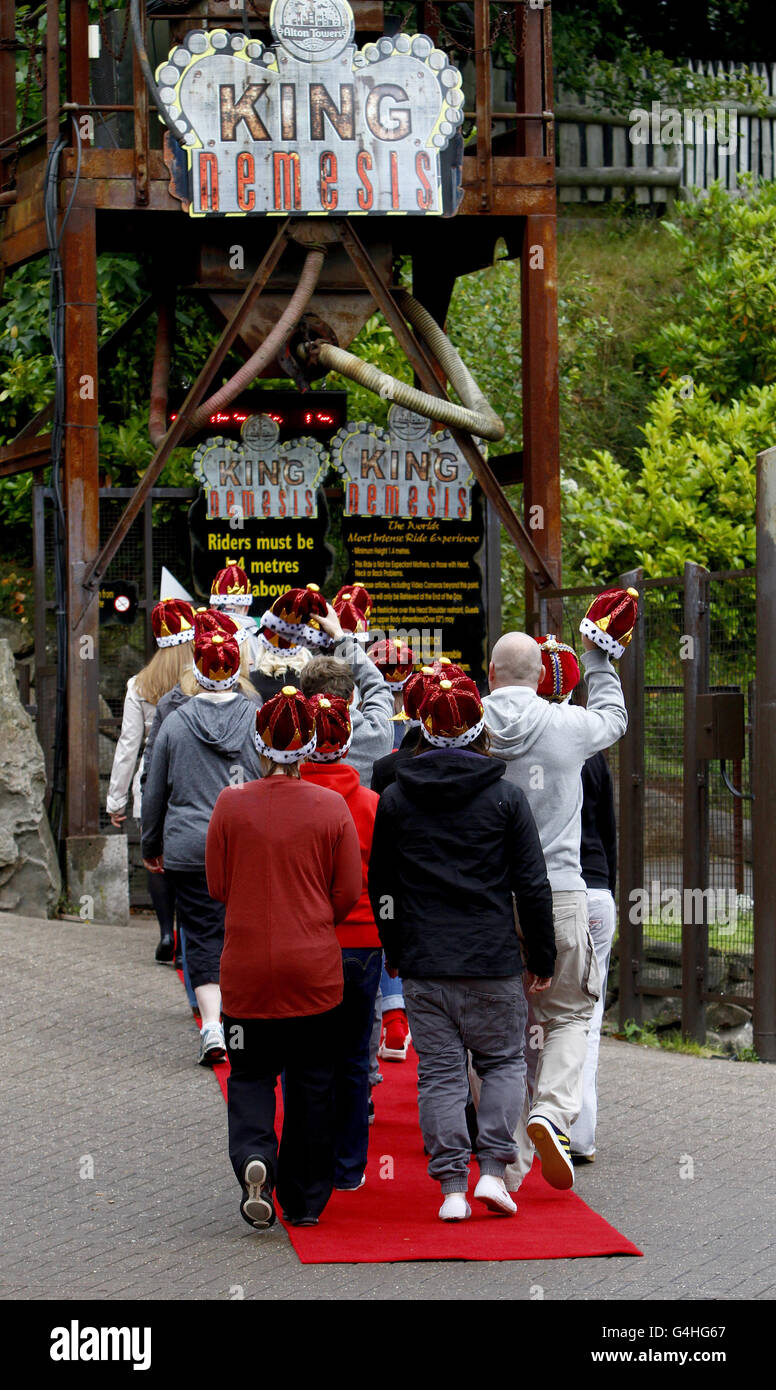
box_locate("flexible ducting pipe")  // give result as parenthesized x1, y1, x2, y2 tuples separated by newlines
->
(302, 292, 504, 441)
(186, 247, 326, 434)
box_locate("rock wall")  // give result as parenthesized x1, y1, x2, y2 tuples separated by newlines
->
(0, 639, 61, 917)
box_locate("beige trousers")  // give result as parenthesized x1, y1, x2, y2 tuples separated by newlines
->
(469, 890, 601, 1192)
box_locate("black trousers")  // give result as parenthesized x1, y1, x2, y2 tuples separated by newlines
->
(164, 870, 224, 989)
(224, 1009, 338, 1222)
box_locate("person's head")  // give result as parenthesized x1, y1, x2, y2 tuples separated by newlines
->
(209, 560, 252, 612)
(488, 632, 543, 693)
(536, 635, 580, 703)
(299, 655, 355, 704)
(180, 609, 255, 696)
(254, 685, 317, 778)
(417, 675, 490, 754)
(258, 583, 330, 656)
(306, 693, 352, 764)
(136, 598, 196, 704)
(332, 583, 372, 635)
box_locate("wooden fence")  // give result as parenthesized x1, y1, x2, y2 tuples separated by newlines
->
(554, 60, 776, 205)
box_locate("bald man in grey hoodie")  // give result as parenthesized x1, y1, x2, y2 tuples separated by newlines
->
(481, 629, 628, 1192)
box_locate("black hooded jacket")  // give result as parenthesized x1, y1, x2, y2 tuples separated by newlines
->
(367, 747, 555, 980)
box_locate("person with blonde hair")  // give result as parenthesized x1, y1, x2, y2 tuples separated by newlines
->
(106, 598, 194, 962)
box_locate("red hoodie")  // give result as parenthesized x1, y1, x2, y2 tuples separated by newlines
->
(300, 760, 380, 948)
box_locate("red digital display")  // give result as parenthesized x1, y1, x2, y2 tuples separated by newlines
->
(168, 391, 346, 439)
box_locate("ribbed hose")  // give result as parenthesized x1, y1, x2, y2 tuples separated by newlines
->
(305, 293, 504, 442)
(186, 247, 326, 434)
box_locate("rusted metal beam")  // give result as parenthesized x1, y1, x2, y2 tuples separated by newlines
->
(83, 220, 292, 592)
(132, 7, 149, 205)
(515, 0, 545, 159)
(753, 446, 776, 1062)
(474, 0, 493, 212)
(46, 0, 60, 148)
(0, 433, 53, 478)
(335, 219, 555, 592)
(521, 211, 562, 628)
(66, 0, 90, 107)
(0, 0, 14, 184)
(62, 205, 100, 836)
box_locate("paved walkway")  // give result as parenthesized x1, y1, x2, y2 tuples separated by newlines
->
(2, 911, 775, 1302)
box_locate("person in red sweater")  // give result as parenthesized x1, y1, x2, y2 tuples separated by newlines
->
(300, 694, 382, 1192)
(206, 686, 362, 1231)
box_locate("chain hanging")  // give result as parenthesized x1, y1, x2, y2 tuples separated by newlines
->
(98, 0, 132, 63)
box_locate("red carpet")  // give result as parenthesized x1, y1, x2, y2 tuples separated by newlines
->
(182, 976, 642, 1263)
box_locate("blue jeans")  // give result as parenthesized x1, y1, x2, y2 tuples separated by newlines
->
(179, 928, 198, 1009)
(332, 947, 382, 1187)
(380, 959, 404, 1013)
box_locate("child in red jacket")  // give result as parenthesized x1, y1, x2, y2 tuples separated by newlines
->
(300, 694, 382, 1192)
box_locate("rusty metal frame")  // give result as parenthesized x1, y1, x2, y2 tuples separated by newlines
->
(82, 218, 293, 597)
(753, 447, 776, 1062)
(682, 560, 711, 1043)
(618, 566, 645, 1029)
(333, 219, 556, 592)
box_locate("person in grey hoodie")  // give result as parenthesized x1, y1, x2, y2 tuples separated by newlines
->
(141, 620, 262, 1066)
(481, 628, 628, 1193)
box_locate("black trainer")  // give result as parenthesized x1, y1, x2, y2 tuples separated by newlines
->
(240, 1156, 276, 1230)
(155, 934, 175, 963)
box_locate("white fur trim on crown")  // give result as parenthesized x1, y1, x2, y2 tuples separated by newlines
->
(404, 717, 421, 729)
(300, 622, 334, 650)
(210, 592, 252, 608)
(258, 628, 305, 657)
(579, 615, 625, 660)
(193, 664, 240, 692)
(156, 628, 195, 649)
(255, 729, 317, 764)
(309, 732, 353, 763)
(421, 714, 486, 748)
(385, 675, 410, 691)
(260, 608, 306, 641)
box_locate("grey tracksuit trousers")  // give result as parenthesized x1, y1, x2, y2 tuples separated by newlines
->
(403, 975, 528, 1193)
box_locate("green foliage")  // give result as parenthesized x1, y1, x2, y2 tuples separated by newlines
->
(562, 381, 766, 584)
(641, 179, 776, 399)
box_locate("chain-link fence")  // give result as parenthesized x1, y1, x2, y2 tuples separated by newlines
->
(540, 565, 755, 1037)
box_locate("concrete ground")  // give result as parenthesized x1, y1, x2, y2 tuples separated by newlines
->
(2, 911, 775, 1302)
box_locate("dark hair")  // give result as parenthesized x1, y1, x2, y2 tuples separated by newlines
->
(299, 656, 355, 702)
(413, 726, 492, 757)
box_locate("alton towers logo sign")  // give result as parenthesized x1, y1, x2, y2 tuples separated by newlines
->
(155, 0, 464, 216)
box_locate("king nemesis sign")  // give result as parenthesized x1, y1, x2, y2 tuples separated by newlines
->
(156, 0, 464, 216)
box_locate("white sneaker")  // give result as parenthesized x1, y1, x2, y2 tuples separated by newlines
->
(198, 1021, 226, 1066)
(439, 1192, 471, 1221)
(474, 1174, 517, 1216)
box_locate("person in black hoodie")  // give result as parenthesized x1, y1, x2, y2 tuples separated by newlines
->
(368, 676, 555, 1223)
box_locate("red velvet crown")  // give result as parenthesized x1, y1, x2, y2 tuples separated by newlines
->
(255, 685, 317, 763)
(308, 693, 353, 762)
(259, 583, 330, 652)
(151, 598, 195, 648)
(332, 583, 372, 634)
(536, 634, 581, 701)
(366, 638, 415, 690)
(580, 587, 639, 659)
(193, 611, 241, 689)
(194, 606, 247, 647)
(402, 661, 468, 723)
(420, 675, 485, 747)
(210, 561, 252, 607)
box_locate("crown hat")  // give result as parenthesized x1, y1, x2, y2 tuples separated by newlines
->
(366, 638, 415, 691)
(401, 660, 468, 726)
(580, 587, 640, 660)
(308, 693, 353, 763)
(210, 561, 253, 609)
(192, 611, 241, 691)
(255, 685, 318, 765)
(332, 583, 373, 636)
(259, 583, 331, 655)
(536, 634, 581, 702)
(195, 605, 249, 647)
(420, 675, 485, 748)
(152, 598, 195, 648)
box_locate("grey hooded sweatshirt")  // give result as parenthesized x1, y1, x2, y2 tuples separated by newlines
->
(483, 646, 627, 892)
(141, 694, 262, 870)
